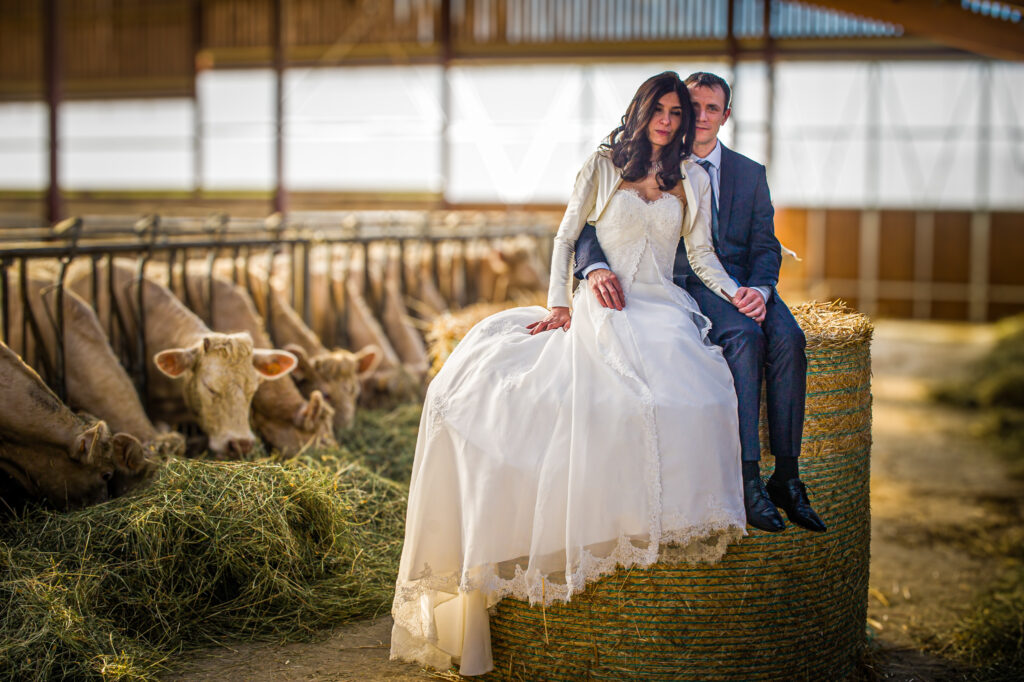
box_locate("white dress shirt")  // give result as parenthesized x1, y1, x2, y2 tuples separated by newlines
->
(583, 140, 770, 304)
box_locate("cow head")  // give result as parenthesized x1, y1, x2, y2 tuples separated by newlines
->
(0, 421, 151, 512)
(251, 389, 337, 456)
(153, 332, 296, 459)
(286, 344, 381, 430)
(144, 431, 187, 460)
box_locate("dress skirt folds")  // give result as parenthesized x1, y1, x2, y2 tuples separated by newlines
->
(390, 189, 747, 675)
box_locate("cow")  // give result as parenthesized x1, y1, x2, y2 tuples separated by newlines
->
(66, 259, 297, 460)
(169, 267, 337, 455)
(2, 263, 185, 459)
(229, 262, 381, 430)
(0, 340, 156, 512)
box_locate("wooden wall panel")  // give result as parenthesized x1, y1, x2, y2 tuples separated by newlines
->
(0, 0, 194, 100)
(774, 206, 807, 283)
(878, 210, 914, 281)
(876, 299, 914, 317)
(932, 301, 969, 320)
(823, 209, 859, 280)
(988, 303, 1024, 321)
(0, 0, 43, 97)
(990, 212, 1024, 287)
(932, 211, 970, 284)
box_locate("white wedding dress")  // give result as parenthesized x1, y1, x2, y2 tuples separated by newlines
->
(390, 188, 746, 676)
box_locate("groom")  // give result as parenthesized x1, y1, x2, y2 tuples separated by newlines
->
(574, 72, 825, 533)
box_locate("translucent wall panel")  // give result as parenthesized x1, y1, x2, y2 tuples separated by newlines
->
(730, 61, 768, 164)
(199, 69, 274, 190)
(875, 61, 983, 209)
(62, 99, 193, 190)
(0, 102, 46, 189)
(447, 61, 727, 204)
(771, 61, 870, 207)
(989, 63, 1024, 209)
(284, 65, 442, 192)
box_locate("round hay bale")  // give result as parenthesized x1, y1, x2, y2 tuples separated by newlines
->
(481, 300, 873, 681)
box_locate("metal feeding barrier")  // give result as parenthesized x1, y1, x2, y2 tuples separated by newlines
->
(0, 210, 556, 409)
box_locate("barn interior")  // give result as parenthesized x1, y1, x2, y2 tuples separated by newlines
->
(1, 1, 1023, 681)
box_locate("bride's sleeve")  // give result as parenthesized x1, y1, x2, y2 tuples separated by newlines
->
(547, 152, 600, 309)
(684, 171, 739, 303)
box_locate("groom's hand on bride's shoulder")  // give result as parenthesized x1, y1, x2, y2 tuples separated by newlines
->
(527, 306, 572, 335)
(587, 268, 625, 310)
(732, 287, 766, 323)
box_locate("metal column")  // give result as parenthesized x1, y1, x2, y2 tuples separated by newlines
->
(440, 0, 452, 208)
(44, 0, 63, 223)
(272, 0, 288, 216)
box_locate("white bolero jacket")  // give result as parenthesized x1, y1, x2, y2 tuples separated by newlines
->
(546, 149, 739, 309)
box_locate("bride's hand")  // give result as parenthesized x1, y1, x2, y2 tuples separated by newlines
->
(526, 306, 571, 335)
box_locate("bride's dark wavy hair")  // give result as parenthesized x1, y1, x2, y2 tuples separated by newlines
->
(601, 71, 696, 191)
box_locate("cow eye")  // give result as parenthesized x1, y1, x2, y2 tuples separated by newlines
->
(102, 471, 113, 482)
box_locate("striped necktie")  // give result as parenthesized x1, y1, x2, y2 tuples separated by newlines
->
(697, 159, 720, 248)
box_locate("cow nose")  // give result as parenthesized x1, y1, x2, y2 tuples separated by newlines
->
(228, 438, 254, 458)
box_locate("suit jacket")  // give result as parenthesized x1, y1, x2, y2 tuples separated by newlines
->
(576, 144, 782, 293)
(548, 149, 738, 309)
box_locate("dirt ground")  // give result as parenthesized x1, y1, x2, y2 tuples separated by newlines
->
(166, 320, 1023, 681)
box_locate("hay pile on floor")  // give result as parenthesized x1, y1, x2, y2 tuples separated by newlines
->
(0, 456, 406, 681)
(934, 313, 1024, 472)
(329, 404, 422, 484)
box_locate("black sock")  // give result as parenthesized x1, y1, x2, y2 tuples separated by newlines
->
(771, 456, 799, 482)
(741, 460, 761, 481)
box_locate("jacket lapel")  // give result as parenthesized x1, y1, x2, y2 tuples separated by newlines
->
(717, 144, 736, 241)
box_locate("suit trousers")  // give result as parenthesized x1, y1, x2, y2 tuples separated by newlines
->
(683, 280, 807, 463)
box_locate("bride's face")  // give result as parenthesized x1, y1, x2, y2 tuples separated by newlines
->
(646, 91, 683, 154)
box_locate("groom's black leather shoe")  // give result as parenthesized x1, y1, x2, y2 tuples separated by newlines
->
(743, 477, 785, 532)
(766, 477, 827, 533)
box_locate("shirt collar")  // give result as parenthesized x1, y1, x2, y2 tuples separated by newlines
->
(693, 139, 722, 170)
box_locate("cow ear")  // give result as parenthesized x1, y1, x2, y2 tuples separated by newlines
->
(283, 343, 312, 381)
(111, 432, 146, 472)
(354, 344, 382, 378)
(154, 348, 199, 378)
(72, 421, 108, 463)
(252, 349, 297, 380)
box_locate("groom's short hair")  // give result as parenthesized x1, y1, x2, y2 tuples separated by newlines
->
(684, 72, 732, 111)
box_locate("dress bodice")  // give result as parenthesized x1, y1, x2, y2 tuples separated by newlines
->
(594, 189, 683, 290)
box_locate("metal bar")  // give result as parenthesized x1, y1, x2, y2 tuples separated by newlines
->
(205, 247, 218, 327)
(181, 249, 197, 313)
(763, 0, 775, 168)
(192, 0, 204, 196)
(0, 258, 9, 345)
(54, 257, 71, 403)
(44, 0, 63, 223)
(272, 0, 288, 216)
(440, 0, 452, 207)
(302, 241, 312, 325)
(398, 238, 408, 296)
(20, 258, 55, 386)
(134, 256, 149, 402)
(264, 247, 278, 347)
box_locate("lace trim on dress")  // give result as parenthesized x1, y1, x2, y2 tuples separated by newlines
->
(392, 509, 745, 623)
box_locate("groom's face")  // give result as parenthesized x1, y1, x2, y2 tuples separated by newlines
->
(688, 84, 731, 149)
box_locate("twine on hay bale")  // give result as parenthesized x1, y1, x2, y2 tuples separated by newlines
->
(428, 299, 874, 681)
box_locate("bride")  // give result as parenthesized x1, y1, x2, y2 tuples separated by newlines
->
(391, 72, 747, 676)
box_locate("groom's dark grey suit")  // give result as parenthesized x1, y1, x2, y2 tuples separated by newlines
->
(573, 143, 807, 468)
